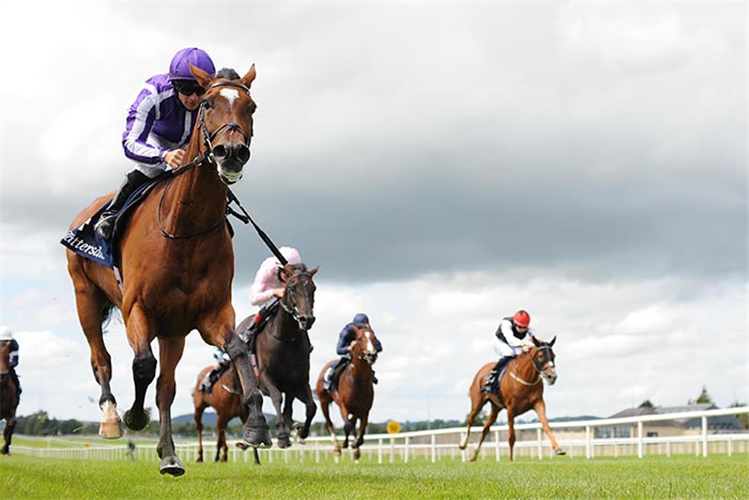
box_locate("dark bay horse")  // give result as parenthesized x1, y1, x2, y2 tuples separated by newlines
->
(315, 324, 379, 461)
(459, 336, 565, 461)
(236, 263, 318, 449)
(65, 63, 271, 476)
(0, 341, 19, 455)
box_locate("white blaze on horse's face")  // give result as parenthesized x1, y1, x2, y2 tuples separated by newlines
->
(364, 330, 376, 354)
(220, 88, 240, 106)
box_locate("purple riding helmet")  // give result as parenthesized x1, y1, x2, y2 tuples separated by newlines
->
(169, 47, 216, 81)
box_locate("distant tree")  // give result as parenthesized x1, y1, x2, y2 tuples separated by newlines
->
(638, 400, 655, 409)
(689, 385, 714, 405)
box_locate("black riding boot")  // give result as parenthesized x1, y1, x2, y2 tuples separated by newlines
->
(94, 170, 149, 241)
(482, 358, 507, 393)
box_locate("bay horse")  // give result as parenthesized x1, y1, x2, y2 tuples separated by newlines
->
(315, 323, 379, 461)
(65, 63, 271, 476)
(0, 341, 19, 455)
(236, 262, 318, 450)
(459, 336, 566, 461)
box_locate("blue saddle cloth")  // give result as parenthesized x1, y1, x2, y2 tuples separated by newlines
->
(60, 172, 172, 269)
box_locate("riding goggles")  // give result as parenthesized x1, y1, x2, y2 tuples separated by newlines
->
(173, 81, 206, 96)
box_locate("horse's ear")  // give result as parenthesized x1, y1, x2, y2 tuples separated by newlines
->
(309, 266, 319, 276)
(240, 64, 256, 89)
(532, 336, 541, 347)
(189, 62, 213, 90)
(549, 336, 556, 347)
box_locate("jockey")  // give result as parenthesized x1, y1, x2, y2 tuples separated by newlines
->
(0, 325, 21, 395)
(323, 313, 383, 391)
(240, 246, 303, 346)
(482, 310, 536, 393)
(201, 346, 232, 392)
(95, 47, 217, 241)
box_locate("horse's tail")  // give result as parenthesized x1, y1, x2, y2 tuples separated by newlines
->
(100, 302, 118, 334)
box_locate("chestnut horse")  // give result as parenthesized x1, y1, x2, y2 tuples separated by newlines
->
(65, 64, 271, 476)
(0, 341, 19, 455)
(192, 363, 259, 464)
(236, 262, 318, 449)
(315, 324, 379, 461)
(459, 336, 565, 461)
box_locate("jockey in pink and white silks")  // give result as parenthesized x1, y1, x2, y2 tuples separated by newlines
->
(95, 48, 217, 241)
(239, 247, 304, 346)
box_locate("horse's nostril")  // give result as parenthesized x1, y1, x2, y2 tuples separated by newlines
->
(236, 145, 250, 164)
(213, 145, 228, 159)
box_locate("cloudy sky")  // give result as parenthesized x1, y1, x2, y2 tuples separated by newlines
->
(0, 1, 747, 430)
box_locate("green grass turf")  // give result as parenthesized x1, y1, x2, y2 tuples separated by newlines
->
(1, 453, 747, 499)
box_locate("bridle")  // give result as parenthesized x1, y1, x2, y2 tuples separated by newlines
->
(279, 270, 315, 317)
(508, 345, 554, 387)
(157, 80, 254, 240)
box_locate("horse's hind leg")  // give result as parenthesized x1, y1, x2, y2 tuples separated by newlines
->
(295, 385, 317, 441)
(459, 393, 488, 451)
(469, 403, 500, 462)
(319, 395, 341, 457)
(73, 276, 121, 439)
(154, 337, 185, 476)
(265, 383, 291, 448)
(215, 414, 228, 462)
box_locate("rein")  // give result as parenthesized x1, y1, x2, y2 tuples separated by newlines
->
(508, 346, 552, 386)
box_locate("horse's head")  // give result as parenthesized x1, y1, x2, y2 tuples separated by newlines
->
(531, 336, 557, 385)
(189, 63, 257, 185)
(351, 324, 379, 366)
(280, 263, 318, 331)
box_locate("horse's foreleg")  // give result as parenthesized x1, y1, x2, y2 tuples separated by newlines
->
(224, 334, 271, 448)
(341, 407, 354, 449)
(194, 403, 206, 463)
(469, 403, 499, 462)
(534, 399, 565, 455)
(76, 287, 121, 438)
(154, 337, 185, 476)
(123, 305, 156, 432)
(507, 408, 516, 462)
(216, 414, 228, 462)
(354, 413, 369, 450)
(297, 385, 317, 441)
(1, 416, 16, 455)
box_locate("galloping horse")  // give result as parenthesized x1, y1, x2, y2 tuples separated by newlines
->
(192, 363, 254, 463)
(459, 336, 565, 461)
(0, 341, 19, 455)
(236, 262, 318, 449)
(315, 324, 379, 461)
(65, 64, 271, 476)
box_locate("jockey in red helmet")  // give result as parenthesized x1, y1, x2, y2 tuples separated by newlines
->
(481, 310, 537, 393)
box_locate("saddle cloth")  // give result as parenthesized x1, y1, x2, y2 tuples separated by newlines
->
(60, 172, 172, 269)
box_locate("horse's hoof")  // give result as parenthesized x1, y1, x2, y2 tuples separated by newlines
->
(277, 432, 291, 449)
(98, 418, 122, 439)
(1, 447, 9, 455)
(124, 409, 150, 432)
(243, 424, 272, 449)
(556, 448, 567, 456)
(159, 456, 185, 476)
(235, 442, 249, 450)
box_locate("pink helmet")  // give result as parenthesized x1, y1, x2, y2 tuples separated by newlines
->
(277, 247, 302, 266)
